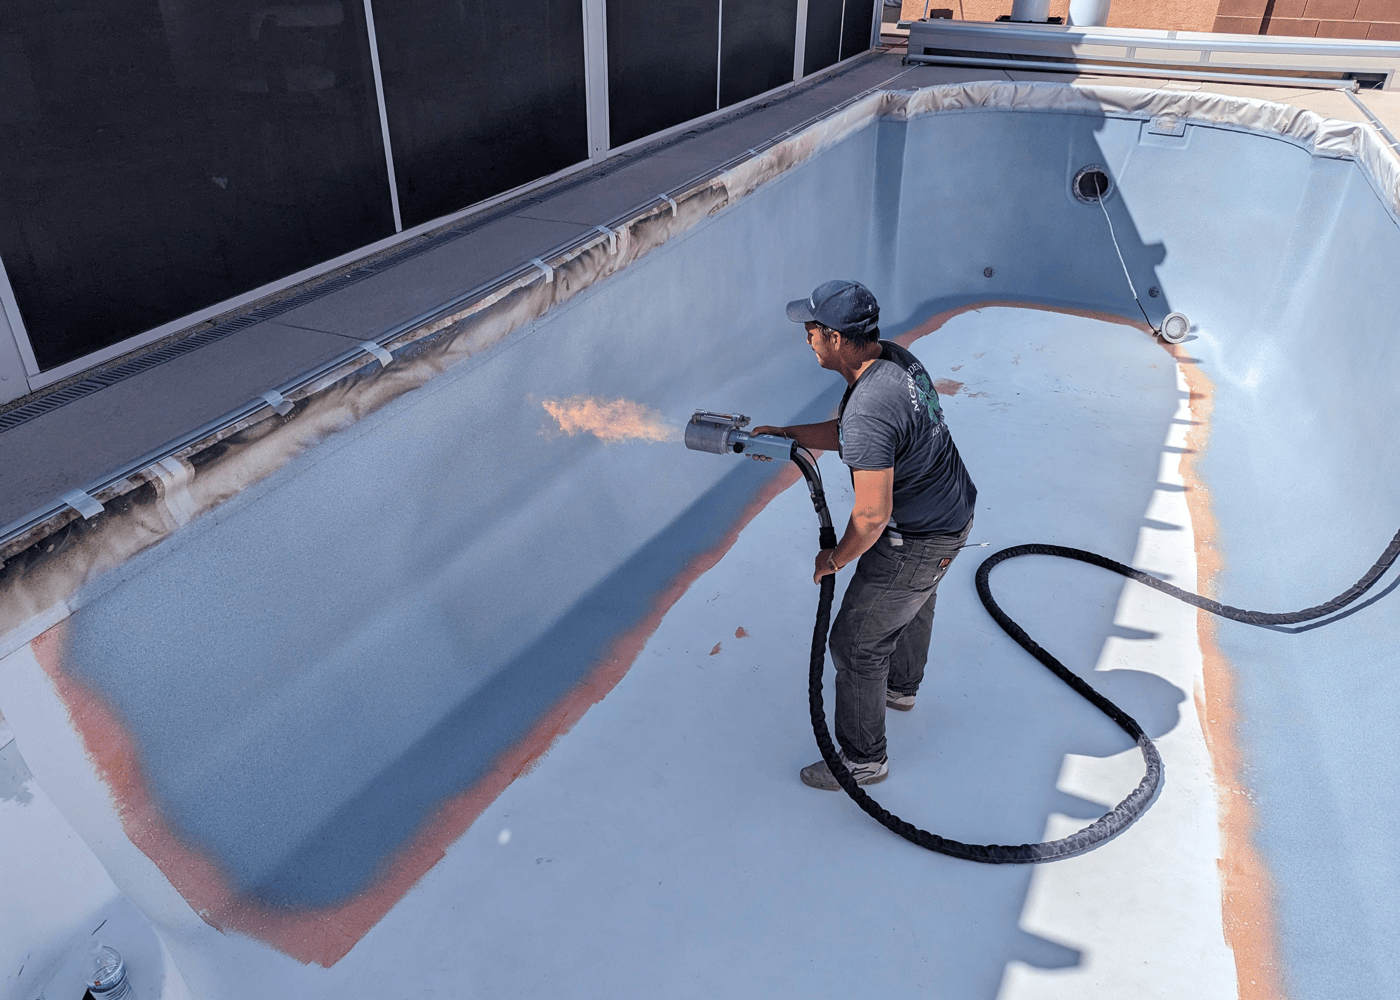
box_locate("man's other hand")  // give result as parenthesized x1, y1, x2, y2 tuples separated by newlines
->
(814, 548, 839, 584)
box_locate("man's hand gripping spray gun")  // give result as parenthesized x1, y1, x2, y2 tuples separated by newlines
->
(683, 409, 837, 565)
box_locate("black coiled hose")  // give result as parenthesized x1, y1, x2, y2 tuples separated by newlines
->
(795, 451, 1400, 863)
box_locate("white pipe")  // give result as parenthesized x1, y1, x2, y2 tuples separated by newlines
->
(903, 52, 1361, 90)
(1009, 0, 1051, 21)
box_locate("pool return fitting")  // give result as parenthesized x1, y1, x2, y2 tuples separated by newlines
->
(685, 410, 1400, 862)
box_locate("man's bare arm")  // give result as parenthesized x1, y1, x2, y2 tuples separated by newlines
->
(815, 467, 893, 582)
(750, 419, 839, 452)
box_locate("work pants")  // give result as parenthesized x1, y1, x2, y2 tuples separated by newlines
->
(829, 516, 973, 764)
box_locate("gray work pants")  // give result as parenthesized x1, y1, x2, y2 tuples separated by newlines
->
(828, 516, 973, 764)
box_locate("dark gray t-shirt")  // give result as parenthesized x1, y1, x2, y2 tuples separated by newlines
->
(838, 341, 977, 537)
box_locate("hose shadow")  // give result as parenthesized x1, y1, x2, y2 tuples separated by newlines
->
(1257, 573, 1400, 633)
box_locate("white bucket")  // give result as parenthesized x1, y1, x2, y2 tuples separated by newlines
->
(1067, 0, 1112, 26)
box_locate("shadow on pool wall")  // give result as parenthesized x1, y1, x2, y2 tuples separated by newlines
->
(3, 84, 1398, 996)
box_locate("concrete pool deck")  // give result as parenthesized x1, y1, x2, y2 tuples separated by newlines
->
(4, 55, 1400, 1000)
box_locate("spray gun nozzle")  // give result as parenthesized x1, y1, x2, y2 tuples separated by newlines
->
(684, 410, 749, 454)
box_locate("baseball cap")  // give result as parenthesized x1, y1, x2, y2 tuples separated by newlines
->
(785, 279, 880, 337)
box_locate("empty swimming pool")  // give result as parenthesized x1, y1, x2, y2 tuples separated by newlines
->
(1, 82, 1397, 999)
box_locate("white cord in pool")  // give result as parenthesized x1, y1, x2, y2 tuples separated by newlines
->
(1095, 186, 1157, 333)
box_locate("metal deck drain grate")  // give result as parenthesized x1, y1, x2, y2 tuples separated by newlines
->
(0, 319, 260, 433)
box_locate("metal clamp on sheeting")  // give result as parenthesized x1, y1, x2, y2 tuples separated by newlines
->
(260, 389, 295, 416)
(60, 488, 104, 519)
(594, 225, 618, 254)
(657, 194, 678, 216)
(359, 341, 394, 368)
(528, 257, 554, 283)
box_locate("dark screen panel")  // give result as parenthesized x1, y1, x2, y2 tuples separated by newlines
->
(719, 0, 797, 108)
(607, 0, 720, 148)
(0, 0, 395, 372)
(839, 0, 876, 60)
(372, 0, 588, 229)
(802, 0, 844, 76)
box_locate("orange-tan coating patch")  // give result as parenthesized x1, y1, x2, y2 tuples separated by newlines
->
(893, 299, 1151, 351)
(1169, 343, 1287, 1000)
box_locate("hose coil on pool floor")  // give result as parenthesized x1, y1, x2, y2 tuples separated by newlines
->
(795, 453, 1400, 864)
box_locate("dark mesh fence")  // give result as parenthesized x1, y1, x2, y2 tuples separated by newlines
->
(0, 0, 871, 375)
(1, 0, 394, 372)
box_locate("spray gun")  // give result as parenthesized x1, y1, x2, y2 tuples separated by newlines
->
(684, 411, 793, 460)
(684, 410, 836, 550)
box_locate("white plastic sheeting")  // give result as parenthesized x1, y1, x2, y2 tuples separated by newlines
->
(726, 81, 1400, 219)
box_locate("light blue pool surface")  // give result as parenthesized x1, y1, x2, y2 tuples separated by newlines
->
(4, 83, 1399, 997)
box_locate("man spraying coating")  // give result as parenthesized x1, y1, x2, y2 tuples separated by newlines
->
(752, 279, 978, 790)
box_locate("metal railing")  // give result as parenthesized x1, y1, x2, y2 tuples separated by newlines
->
(903, 19, 1400, 90)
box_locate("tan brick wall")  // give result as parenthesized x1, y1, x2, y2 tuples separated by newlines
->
(897, 0, 1218, 32)
(894, 0, 1400, 38)
(1209, 0, 1400, 37)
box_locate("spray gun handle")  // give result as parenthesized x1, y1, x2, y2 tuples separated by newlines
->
(729, 431, 796, 462)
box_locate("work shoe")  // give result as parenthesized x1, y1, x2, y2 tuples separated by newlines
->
(800, 752, 888, 791)
(886, 689, 916, 711)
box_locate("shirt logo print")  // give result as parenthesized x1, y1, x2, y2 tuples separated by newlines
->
(910, 371, 943, 425)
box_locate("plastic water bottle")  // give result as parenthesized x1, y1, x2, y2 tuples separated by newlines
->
(86, 942, 134, 998)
